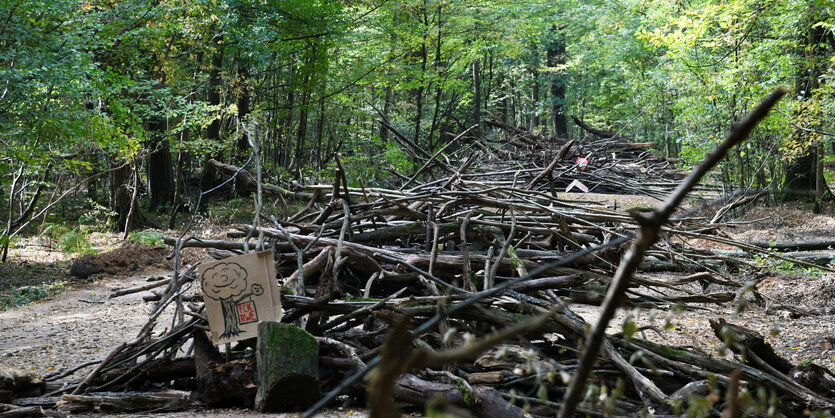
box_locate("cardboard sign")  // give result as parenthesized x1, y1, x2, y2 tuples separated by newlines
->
(199, 251, 283, 345)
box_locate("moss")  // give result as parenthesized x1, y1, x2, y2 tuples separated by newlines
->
(456, 379, 474, 406)
(346, 297, 382, 302)
(264, 323, 317, 359)
(507, 312, 528, 321)
(634, 339, 690, 357)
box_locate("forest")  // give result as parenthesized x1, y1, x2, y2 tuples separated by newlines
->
(1, 0, 835, 417)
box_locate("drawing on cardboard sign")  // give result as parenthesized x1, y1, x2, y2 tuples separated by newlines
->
(199, 251, 283, 345)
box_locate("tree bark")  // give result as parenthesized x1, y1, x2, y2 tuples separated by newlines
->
(528, 44, 539, 132)
(547, 26, 567, 138)
(200, 42, 223, 193)
(145, 117, 174, 209)
(109, 161, 134, 232)
(783, 10, 831, 201)
(472, 59, 482, 136)
(236, 53, 251, 164)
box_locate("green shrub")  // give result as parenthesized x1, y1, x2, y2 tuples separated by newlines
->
(129, 230, 165, 246)
(1, 282, 68, 309)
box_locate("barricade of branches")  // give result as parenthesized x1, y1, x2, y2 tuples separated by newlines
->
(12, 88, 835, 417)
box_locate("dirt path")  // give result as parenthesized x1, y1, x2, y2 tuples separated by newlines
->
(0, 272, 167, 378)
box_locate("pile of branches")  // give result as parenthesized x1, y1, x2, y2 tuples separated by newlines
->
(9, 88, 835, 417)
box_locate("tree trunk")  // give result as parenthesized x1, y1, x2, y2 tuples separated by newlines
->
(380, 85, 392, 145)
(528, 45, 539, 132)
(547, 27, 567, 138)
(200, 44, 223, 193)
(168, 147, 185, 230)
(294, 72, 311, 179)
(255, 322, 320, 412)
(783, 8, 831, 201)
(146, 117, 174, 209)
(413, 9, 429, 155)
(110, 161, 135, 232)
(236, 54, 251, 164)
(281, 77, 295, 170)
(472, 59, 482, 136)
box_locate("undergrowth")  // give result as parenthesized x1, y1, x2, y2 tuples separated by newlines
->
(1, 282, 68, 309)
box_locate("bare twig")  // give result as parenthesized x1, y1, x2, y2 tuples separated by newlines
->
(557, 87, 788, 417)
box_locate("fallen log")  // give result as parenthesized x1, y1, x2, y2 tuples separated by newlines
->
(393, 374, 532, 418)
(57, 390, 192, 413)
(744, 239, 835, 252)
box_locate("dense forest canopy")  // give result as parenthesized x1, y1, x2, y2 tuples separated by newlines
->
(0, 0, 834, 240)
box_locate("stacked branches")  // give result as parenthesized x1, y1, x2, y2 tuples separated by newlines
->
(16, 88, 835, 417)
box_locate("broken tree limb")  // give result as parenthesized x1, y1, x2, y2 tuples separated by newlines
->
(558, 87, 788, 418)
(524, 139, 576, 190)
(58, 390, 191, 413)
(401, 124, 478, 189)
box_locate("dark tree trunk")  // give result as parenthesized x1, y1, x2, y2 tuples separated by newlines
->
(783, 12, 831, 201)
(427, 3, 444, 150)
(547, 27, 568, 138)
(314, 95, 325, 169)
(234, 54, 252, 196)
(236, 54, 251, 163)
(380, 85, 392, 143)
(281, 81, 295, 170)
(168, 147, 185, 230)
(472, 59, 482, 136)
(146, 117, 174, 209)
(413, 9, 429, 154)
(110, 161, 135, 232)
(200, 44, 223, 194)
(528, 45, 539, 132)
(294, 73, 311, 179)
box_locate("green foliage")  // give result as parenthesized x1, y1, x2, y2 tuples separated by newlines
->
(129, 231, 165, 247)
(1, 282, 68, 309)
(1, 0, 834, 238)
(57, 228, 96, 255)
(39, 224, 96, 255)
(206, 198, 253, 224)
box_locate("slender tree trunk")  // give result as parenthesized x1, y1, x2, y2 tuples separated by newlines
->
(146, 116, 174, 209)
(547, 27, 567, 137)
(281, 82, 295, 170)
(315, 95, 325, 170)
(783, 13, 830, 200)
(484, 50, 493, 112)
(236, 54, 251, 163)
(381, 85, 392, 143)
(528, 44, 539, 132)
(110, 161, 135, 232)
(499, 75, 508, 124)
(168, 146, 185, 230)
(413, 3, 429, 153)
(472, 59, 482, 136)
(200, 43, 223, 193)
(427, 3, 444, 149)
(294, 62, 312, 179)
(413, 48, 426, 150)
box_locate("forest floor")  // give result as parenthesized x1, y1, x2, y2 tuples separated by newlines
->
(1, 195, 835, 416)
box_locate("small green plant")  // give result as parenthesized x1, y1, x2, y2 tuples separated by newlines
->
(79, 199, 116, 224)
(207, 198, 254, 224)
(129, 230, 165, 246)
(58, 227, 96, 255)
(1, 282, 68, 309)
(39, 223, 95, 254)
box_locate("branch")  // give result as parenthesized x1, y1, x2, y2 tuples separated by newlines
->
(557, 87, 788, 417)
